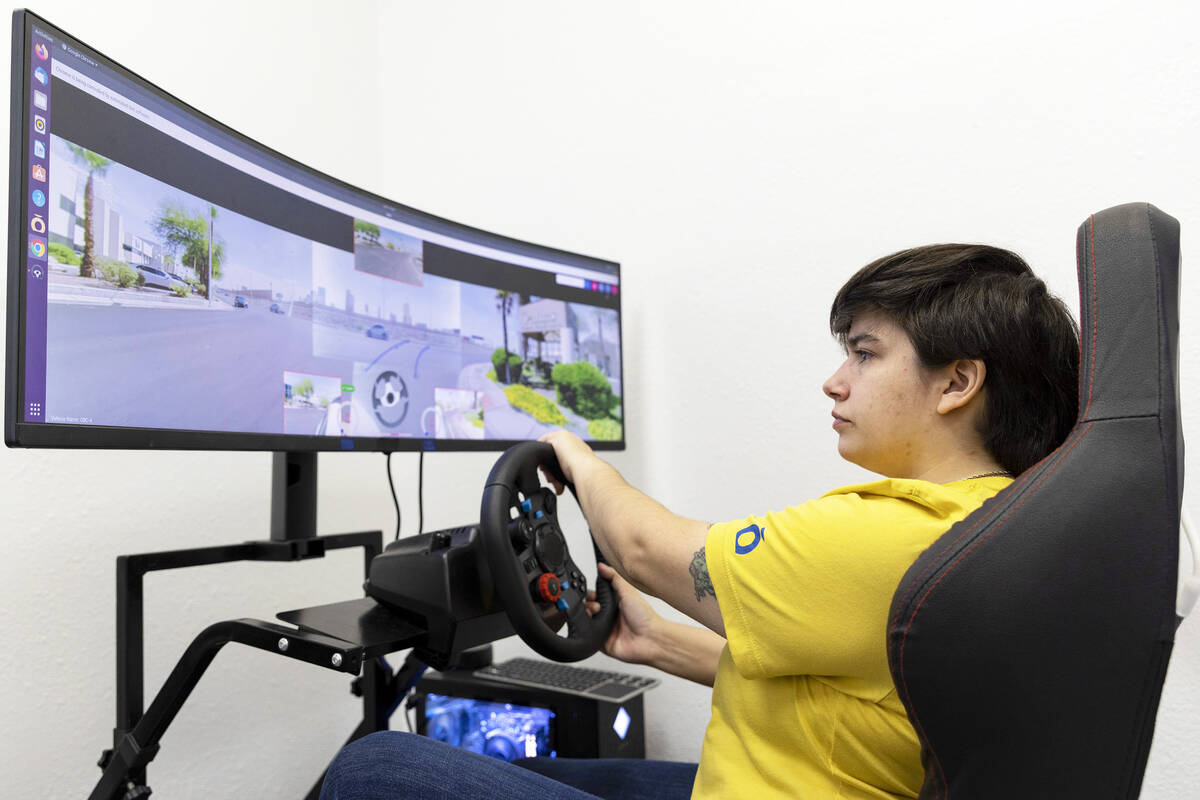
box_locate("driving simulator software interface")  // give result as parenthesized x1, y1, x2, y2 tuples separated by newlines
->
(16, 20, 623, 446)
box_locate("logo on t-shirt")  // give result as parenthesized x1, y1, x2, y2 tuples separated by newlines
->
(734, 523, 765, 554)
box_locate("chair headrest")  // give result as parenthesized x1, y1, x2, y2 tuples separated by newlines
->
(1076, 202, 1182, 500)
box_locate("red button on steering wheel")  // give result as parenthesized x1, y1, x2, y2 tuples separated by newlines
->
(536, 573, 562, 603)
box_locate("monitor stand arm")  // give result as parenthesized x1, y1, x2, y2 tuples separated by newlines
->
(94, 518, 388, 800)
(92, 618, 365, 800)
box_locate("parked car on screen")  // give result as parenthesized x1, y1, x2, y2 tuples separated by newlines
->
(234, 295, 248, 308)
(134, 264, 185, 291)
(366, 324, 388, 340)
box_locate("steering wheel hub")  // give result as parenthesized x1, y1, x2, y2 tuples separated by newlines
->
(535, 525, 567, 572)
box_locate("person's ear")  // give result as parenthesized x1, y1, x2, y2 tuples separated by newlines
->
(936, 359, 986, 415)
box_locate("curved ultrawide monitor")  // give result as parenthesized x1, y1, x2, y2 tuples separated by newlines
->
(5, 11, 623, 452)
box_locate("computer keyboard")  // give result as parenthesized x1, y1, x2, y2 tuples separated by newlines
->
(475, 657, 660, 703)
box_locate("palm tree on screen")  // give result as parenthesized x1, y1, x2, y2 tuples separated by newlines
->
(496, 289, 515, 382)
(207, 204, 217, 300)
(66, 144, 112, 279)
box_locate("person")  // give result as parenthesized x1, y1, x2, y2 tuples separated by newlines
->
(320, 243, 1080, 800)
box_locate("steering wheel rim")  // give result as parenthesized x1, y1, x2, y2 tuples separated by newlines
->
(479, 441, 618, 662)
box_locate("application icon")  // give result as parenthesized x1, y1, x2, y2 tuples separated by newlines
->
(31, 189, 46, 207)
(33, 90, 47, 110)
(34, 42, 48, 60)
(31, 164, 46, 182)
(33, 66, 47, 85)
(29, 237, 46, 258)
(33, 140, 45, 159)
(29, 265, 44, 281)
(30, 214, 46, 234)
(33, 114, 46, 133)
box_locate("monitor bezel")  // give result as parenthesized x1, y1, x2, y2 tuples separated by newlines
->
(5, 9, 625, 453)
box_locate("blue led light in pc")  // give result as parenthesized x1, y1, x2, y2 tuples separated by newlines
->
(425, 693, 556, 761)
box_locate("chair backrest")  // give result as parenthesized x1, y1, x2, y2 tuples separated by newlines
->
(887, 203, 1183, 799)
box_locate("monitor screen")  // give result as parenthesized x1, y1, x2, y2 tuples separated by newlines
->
(6, 11, 624, 452)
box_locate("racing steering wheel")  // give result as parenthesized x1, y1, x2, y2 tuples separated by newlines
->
(479, 441, 618, 662)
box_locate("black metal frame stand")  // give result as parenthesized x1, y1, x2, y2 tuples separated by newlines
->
(90, 530, 426, 800)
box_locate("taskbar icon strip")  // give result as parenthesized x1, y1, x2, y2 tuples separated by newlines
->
(24, 30, 54, 423)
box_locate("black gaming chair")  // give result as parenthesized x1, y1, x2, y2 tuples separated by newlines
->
(887, 203, 1183, 798)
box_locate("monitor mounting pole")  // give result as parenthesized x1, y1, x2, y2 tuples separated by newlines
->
(271, 451, 318, 542)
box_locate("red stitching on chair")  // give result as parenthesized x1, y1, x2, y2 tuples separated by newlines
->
(888, 430, 1068, 634)
(888, 440, 1069, 639)
(889, 507, 995, 632)
(896, 421, 1095, 798)
(1083, 215, 1098, 420)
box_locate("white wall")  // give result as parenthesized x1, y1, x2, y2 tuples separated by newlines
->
(2, 1, 1197, 797)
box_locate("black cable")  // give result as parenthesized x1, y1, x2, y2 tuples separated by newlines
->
(386, 452, 401, 541)
(387, 451, 425, 541)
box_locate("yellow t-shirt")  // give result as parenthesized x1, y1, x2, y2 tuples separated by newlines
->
(693, 476, 1011, 800)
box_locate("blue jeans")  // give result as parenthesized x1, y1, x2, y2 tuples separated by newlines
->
(319, 731, 698, 800)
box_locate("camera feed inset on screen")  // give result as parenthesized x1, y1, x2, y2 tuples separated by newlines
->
(282, 371, 343, 434)
(424, 694, 555, 761)
(503, 296, 622, 443)
(429, 387, 485, 440)
(353, 219, 424, 286)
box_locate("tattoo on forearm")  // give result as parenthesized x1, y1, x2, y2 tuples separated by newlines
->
(690, 546, 716, 602)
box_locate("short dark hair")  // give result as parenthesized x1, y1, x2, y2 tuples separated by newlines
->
(829, 244, 1079, 476)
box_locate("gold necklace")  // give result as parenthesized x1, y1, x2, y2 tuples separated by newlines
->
(961, 470, 1013, 480)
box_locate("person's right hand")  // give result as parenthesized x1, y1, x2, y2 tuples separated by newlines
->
(586, 562, 662, 666)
